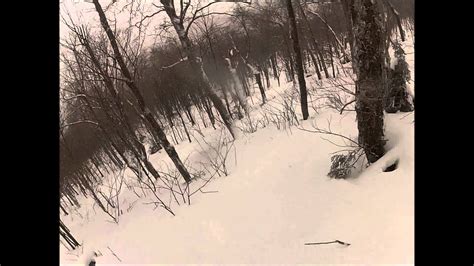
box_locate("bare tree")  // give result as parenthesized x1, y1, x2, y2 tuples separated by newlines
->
(158, 0, 236, 138)
(90, 0, 193, 183)
(286, 0, 309, 120)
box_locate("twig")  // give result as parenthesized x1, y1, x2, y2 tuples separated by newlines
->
(297, 126, 361, 148)
(107, 246, 122, 262)
(339, 99, 356, 114)
(304, 240, 351, 246)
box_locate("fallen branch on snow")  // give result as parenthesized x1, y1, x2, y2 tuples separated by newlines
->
(107, 246, 122, 262)
(304, 240, 351, 246)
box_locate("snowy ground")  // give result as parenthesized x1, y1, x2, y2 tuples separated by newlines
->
(60, 37, 414, 265)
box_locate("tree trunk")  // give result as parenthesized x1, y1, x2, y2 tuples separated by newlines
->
(352, 0, 386, 163)
(203, 97, 217, 129)
(60, 220, 80, 250)
(178, 110, 192, 143)
(328, 43, 336, 78)
(286, 0, 309, 120)
(222, 87, 234, 119)
(316, 46, 330, 79)
(341, 0, 356, 62)
(308, 47, 322, 80)
(263, 66, 270, 88)
(254, 72, 267, 104)
(184, 105, 195, 126)
(241, 74, 251, 97)
(198, 105, 208, 128)
(279, 26, 295, 81)
(60, 203, 69, 216)
(270, 54, 280, 86)
(284, 59, 293, 82)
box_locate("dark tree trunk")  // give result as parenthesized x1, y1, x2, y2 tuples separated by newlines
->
(178, 110, 192, 143)
(308, 48, 322, 80)
(351, 0, 386, 163)
(322, 14, 336, 78)
(254, 73, 267, 104)
(243, 77, 251, 97)
(280, 26, 295, 80)
(286, 0, 309, 120)
(263, 67, 270, 88)
(60, 220, 80, 250)
(341, 0, 356, 61)
(184, 105, 195, 126)
(198, 105, 208, 128)
(205, 98, 217, 130)
(239, 71, 251, 97)
(85, 180, 107, 213)
(316, 47, 330, 79)
(60, 204, 69, 216)
(270, 54, 280, 86)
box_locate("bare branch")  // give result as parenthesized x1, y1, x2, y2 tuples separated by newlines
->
(160, 57, 188, 70)
(339, 99, 355, 114)
(296, 124, 361, 148)
(61, 120, 99, 130)
(184, 1, 221, 35)
(62, 94, 88, 101)
(306, 9, 346, 57)
(180, 0, 192, 23)
(134, 8, 166, 29)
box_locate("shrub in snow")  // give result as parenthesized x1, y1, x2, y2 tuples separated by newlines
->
(328, 149, 362, 179)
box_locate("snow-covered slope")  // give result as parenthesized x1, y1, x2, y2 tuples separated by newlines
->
(60, 37, 414, 265)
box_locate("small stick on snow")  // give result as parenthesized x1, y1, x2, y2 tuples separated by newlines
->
(199, 189, 219, 194)
(107, 246, 122, 262)
(304, 240, 351, 246)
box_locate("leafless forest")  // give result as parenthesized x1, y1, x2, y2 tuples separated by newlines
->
(59, 0, 414, 258)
